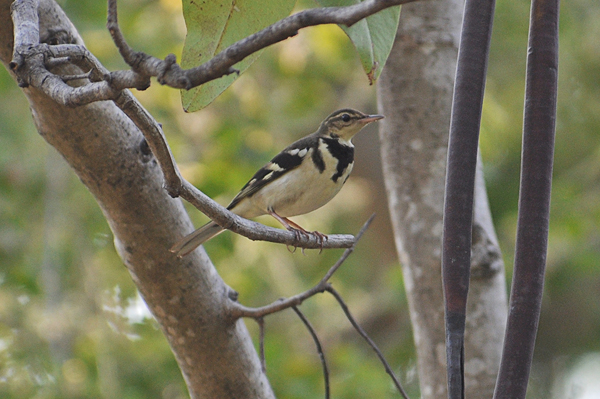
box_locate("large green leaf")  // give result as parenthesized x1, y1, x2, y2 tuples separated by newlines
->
(180, 0, 296, 112)
(316, 0, 401, 84)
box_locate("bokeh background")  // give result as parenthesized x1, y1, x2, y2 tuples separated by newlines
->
(1, 0, 599, 398)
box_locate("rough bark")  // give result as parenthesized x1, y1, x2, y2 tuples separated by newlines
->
(377, 1, 507, 398)
(0, 1, 274, 398)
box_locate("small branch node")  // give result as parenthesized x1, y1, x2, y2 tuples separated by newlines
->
(9, 55, 23, 71)
(17, 77, 29, 88)
(157, 53, 177, 84)
(227, 288, 239, 302)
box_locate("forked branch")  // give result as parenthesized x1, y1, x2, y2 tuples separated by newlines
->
(228, 215, 375, 319)
(228, 216, 410, 398)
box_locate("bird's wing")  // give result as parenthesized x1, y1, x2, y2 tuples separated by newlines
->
(227, 135, 316, 210)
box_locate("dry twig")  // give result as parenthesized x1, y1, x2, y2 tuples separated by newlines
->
(228, 214, 375, 319)
(327, 286, 410, 399)
(292, 306, 330, 399)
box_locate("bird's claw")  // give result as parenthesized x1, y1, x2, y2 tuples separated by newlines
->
(287, 227, 328, 253)
(310, 231, 328, 253)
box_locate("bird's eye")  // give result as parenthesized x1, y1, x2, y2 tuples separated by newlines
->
(341, 113, 350, 122)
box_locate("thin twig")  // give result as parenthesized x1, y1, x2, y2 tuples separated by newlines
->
(292, 306, 330, 399)
(228, 214, 375, 319)
(60, 70, 92, 82)
(326, 286, 410, 399)
(257, 317, 266, 373)
(44, 56, 72, 69)
(318, 214, 375, 283)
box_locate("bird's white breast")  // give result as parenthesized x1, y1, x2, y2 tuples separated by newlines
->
(242, 145, 353, 218)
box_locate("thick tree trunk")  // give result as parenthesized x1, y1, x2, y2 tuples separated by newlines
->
(0, 1, 274, 398)
(377, 1, 507, 398)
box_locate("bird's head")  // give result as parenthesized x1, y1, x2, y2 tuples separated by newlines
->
(318, 108, 384, 142)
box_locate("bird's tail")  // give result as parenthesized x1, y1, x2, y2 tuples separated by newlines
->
(169, 221, 225, 258)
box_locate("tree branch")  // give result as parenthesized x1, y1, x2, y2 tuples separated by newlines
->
(228, 214, 374, 319)
(228, 215, 410, 398)
(326, 286, 410, 399)
(11, 0, 419, 105)
(106, 0, 418, 92)
(291, 306, 330, 399)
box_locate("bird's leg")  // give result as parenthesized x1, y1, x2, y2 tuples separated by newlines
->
(286, 218, 328, 251)
(268, 209, 310, 243)
(268, 209, 327, 252)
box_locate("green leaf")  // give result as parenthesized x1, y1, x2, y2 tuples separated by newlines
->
(316, 0, 401, 84)
(180, 0, 296, 112)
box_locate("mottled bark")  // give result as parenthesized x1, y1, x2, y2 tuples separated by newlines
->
(377, 1, 507, 397)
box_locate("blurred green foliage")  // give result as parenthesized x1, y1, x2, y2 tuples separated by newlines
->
(0, 0, 599, 398)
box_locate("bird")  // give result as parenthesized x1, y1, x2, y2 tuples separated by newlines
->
(170, 108, 384, 257)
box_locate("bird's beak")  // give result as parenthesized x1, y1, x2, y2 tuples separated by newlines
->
(360, 114, 385, 124)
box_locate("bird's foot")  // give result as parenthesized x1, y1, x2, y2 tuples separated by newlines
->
(310, 231, 328, 253)
(288, 228, 328, 253)
(285, 228, 308, 253)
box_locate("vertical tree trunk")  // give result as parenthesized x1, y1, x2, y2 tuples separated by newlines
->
(377, 1, 507, 398)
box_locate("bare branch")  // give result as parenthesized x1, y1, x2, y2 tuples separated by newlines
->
(104, 0, 417, 92)
(228, 215, 374, 319)
(178, 180, 356, 250)
(112, 91, 184, 193)
(257, 317, 266, 373)
(10, 0, 416, 104)
(14, 0, 416, 101)
(60, 69, 92, 82)
(326, 286, 410, 399)
(9, 0, 39, 71)
(292, 306, 330, 399)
